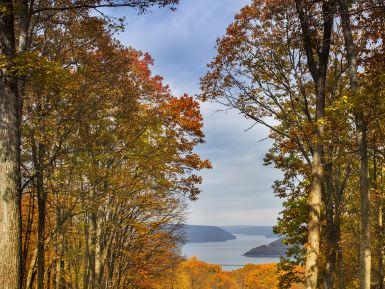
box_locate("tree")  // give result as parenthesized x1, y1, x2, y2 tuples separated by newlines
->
(292, 2, 335, 288)
(200, 2, 344, 289)
(0, 1, 179, 288)
(337, 2, 374, 289)
(13, 6, 210, 289)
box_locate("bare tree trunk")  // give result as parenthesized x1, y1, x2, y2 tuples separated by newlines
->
(358, 119, 371, 289)
(294, 2, 335, 288)
(336, 214, 345, 289)
(36, 169, 46, 289)
(335, 161, 350, 289)
(55, 209, 65, 289)
(378, 196, 384, 289)
(324, 160, 335, 289)
(32, 138, 46, 289)
(52, 258, 57, 289)
(338, 2, 371, 289)
(373, 146, 383, 289)
(27, 268, 36, 289)
(83, 220, 90, 289)
(21, 191, 36, 289)
(55, 237, 65, 289)
(46, 262, 51, 289)
(95, 221, 101, 289)
(25, 248, 37, 289)
(0, 2, 21, 288)
(380, 204, 385, 289)
(306, 81, 324, 289)
(90, 212, 98, 289)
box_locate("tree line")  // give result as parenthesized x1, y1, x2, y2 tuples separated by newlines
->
(0, 1, 212, 289)
(201, 1, 385, 289)
(161, 257, 304, 289)
(4, 0, 385, 289)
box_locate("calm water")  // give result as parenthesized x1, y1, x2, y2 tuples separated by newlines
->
(182, 234, 279, 271)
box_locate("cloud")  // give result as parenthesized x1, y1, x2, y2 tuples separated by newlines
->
(113, 0, 283, 226)
(188, 207, 281, 227)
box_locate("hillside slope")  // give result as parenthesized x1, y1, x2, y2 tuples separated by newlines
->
(244, 238, 287, 257)
(183, 225, 236, 243)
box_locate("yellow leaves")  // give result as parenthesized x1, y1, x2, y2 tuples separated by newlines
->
(0, 54, 7, 69)
(326, 95, 353, 114)
(0, 3, 11, 14)
(13, 52, 62, 76)
(162, 258, 304, 289)
(19, 9, 211, 289)
(12, 52, 71, 96)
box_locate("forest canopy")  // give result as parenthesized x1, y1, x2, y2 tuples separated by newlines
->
(201, 1, 385, 289)
(0, 2, 211, 288)
(2, 0, 385, 289)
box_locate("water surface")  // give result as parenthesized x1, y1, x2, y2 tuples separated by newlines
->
(182, 234, 279, 271)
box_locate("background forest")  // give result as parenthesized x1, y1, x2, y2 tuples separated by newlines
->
(2, 0, 385, 289)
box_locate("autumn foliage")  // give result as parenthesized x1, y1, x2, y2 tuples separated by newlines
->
(18, 9, 210, 289)
(201, 1, 385, 289)
(4, 0, 385, 288)
(161, 257, 304, 289)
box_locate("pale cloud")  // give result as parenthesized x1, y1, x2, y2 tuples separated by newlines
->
(112, 0, 283, 226)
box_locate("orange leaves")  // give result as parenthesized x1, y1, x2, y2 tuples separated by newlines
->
(162, 258, 304, 289)
(184, 154, 212, 170)
(160, 94, 204, 138)
(20, 8, 210, 289)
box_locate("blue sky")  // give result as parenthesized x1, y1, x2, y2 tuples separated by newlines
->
(111, 0, 282, 226)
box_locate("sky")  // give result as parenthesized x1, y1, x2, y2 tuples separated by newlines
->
(110, 0, 282, 226)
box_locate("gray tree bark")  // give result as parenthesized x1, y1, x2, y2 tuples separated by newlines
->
(373, 151, 384, 289)
(32, 140, 46, 289)
(324, 158, 335, 289)
(294, 1, 335, 289)
(338, 2, 371, 289)
(0, 1, 22, 288)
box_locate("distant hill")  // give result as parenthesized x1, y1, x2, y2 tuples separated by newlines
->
(244, 238, 287, 257)
(221, 225, 278, 238)
(183, 225, 236, 243)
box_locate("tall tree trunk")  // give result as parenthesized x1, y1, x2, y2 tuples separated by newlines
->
(55, 209, 65, 289)
(36, 169, 46, 289)
(25, 248, 37, 289)
(46, 262, 52, 289)
(52, 258, 57, 289)
(358, 119, 371, 289)
(91, 211, 101, 289)
(27, 268, 36, 289)
(335, 160, 350, 289)
(83, 220, 90, 289)
(306, 79, 325, 289)
(32, 138, 46, 289)
(375, 158, 384, 289)
(379, 203, 385, 289)
(324, 159, 335, 289)
(37, 187, 45, 289)
(338, 2, 371, 289)
(0, 2, 21, 289)
(56, 235, 65, 289)
(336, 213, 345, 289)
(295, 1, 335, 287)
(95, 222, 101, 289)
(372, 145, 384, 289)
(21, 191, 36, 289)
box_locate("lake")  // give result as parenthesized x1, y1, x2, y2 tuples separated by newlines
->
(182, 234, 280, 271)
